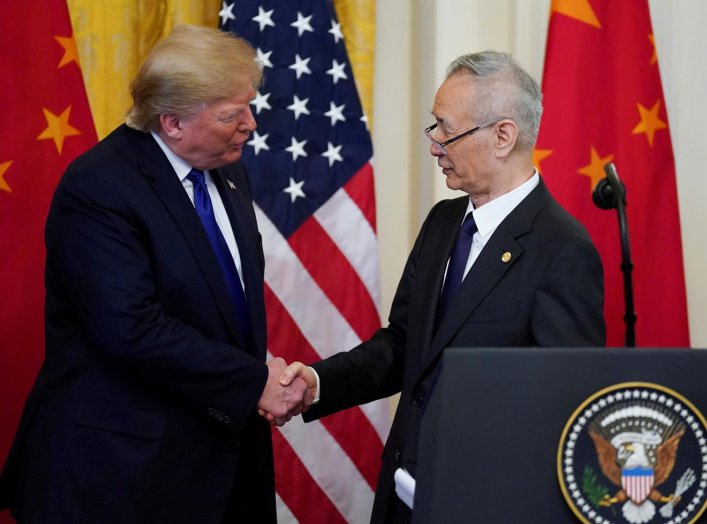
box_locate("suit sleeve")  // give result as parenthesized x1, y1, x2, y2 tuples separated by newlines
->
(304, 280, 408, 420)
(304, 201, 449, 420)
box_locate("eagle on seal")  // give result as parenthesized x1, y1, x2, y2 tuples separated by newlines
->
(589, 427, 684, 524)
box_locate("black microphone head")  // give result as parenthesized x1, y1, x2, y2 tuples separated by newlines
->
(592, 178, 616, 210)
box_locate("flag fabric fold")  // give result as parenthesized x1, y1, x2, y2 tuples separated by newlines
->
(220, 1, 389, 521)
(536, 0, 689, 347)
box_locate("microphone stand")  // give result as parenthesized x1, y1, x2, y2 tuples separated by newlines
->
(592, 162, 636, 346)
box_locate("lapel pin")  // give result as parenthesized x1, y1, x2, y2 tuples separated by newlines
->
(227, 180, 237, 190)
(501, 251, 512, 263)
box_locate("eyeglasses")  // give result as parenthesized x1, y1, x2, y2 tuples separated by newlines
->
(424, 118, 504, 155)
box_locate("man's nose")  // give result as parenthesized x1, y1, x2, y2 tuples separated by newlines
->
(430, 142, 445, 157)
(241, 105, 257, 131)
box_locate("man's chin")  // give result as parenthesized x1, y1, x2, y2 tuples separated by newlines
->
(223, 150, 243, 164)
(444, 175, 460, 191)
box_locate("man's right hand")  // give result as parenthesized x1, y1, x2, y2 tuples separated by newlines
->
(256, 357, 313, 426)
(278, 361, 317, 405)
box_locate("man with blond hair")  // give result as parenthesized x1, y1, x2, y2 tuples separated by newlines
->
(0, 25, 310, 523)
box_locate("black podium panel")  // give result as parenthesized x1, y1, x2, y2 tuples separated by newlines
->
(413, 347, 707, 524)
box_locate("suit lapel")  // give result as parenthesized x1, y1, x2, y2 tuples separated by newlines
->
(129, 128, 245, 344)
(413, 198, 468, 370)
(418, 180, 552, 376)
(212, 166, 267, 357)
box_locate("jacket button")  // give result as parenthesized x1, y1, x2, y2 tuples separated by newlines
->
(413, 395, 424, 407)
(223, 415, 230, 424)
(394, 450, 401, 463)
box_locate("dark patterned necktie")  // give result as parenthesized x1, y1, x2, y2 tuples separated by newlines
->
(437, 212, 477, 321)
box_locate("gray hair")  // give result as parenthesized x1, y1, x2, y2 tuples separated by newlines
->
(126, 25, 263, 132)
(446, 51, 543, 151)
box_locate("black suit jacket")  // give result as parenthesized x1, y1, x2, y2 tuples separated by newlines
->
(304, 178, 605, 523)
(0, 125, 276, 523)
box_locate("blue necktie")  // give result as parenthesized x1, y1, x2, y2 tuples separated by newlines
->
(437, 212, 477, 321)
(187, 168, 250, 342)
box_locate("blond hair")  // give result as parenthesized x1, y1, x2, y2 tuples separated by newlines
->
(126, 25, 263, 132)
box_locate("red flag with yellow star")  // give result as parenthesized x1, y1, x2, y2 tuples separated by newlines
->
(536, 0, 689, 346)
(0, 0, 97, 497)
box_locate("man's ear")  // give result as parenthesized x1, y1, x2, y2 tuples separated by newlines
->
(160, 113, 183, 139)
(494, 119, 518, 158)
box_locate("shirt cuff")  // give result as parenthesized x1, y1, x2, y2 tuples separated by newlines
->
(310, 366, 321, 404)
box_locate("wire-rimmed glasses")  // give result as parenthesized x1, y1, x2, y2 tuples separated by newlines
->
(424, 118, 504, 155)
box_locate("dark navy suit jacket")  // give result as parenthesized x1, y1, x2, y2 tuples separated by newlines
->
(304, 179, 606, 523)
(0, 125, 276, 523)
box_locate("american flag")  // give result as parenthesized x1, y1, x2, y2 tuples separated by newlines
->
(220, 1, 390, 522)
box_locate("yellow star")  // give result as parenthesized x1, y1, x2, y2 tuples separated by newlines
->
(632, 100, 667, 147)
(578, 147, 614, 190)
(37, 106, 82, 154)
(532, 148, 552, 172)
(648, 34, 658, 65)
(0, 160, 12, 193)
(551, 0, 601, 29)
(55, 34, 81, 69)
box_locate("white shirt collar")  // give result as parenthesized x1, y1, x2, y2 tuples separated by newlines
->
(465, 171, 540, 238)
(150, 131, 193, 182)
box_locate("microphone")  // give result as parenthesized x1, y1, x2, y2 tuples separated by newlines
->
(590, 161, 636, 346)
(592, 162, 626, 210)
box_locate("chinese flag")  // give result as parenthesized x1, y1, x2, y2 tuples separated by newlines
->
(536, 0, 689, 347)
(0, 1, 97, 513)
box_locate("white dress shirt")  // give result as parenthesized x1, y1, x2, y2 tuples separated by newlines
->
(452, 171, 540, 282)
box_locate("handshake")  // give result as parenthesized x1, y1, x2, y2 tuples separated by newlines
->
(256, 357, 317, 427)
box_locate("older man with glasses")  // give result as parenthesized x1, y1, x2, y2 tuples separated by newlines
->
(274, 50, 606, 524)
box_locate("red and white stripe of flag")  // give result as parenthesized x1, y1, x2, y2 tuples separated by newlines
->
(258, 164, 390, 523)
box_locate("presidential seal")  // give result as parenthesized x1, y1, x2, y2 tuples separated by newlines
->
(558, 383, 707, 524)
